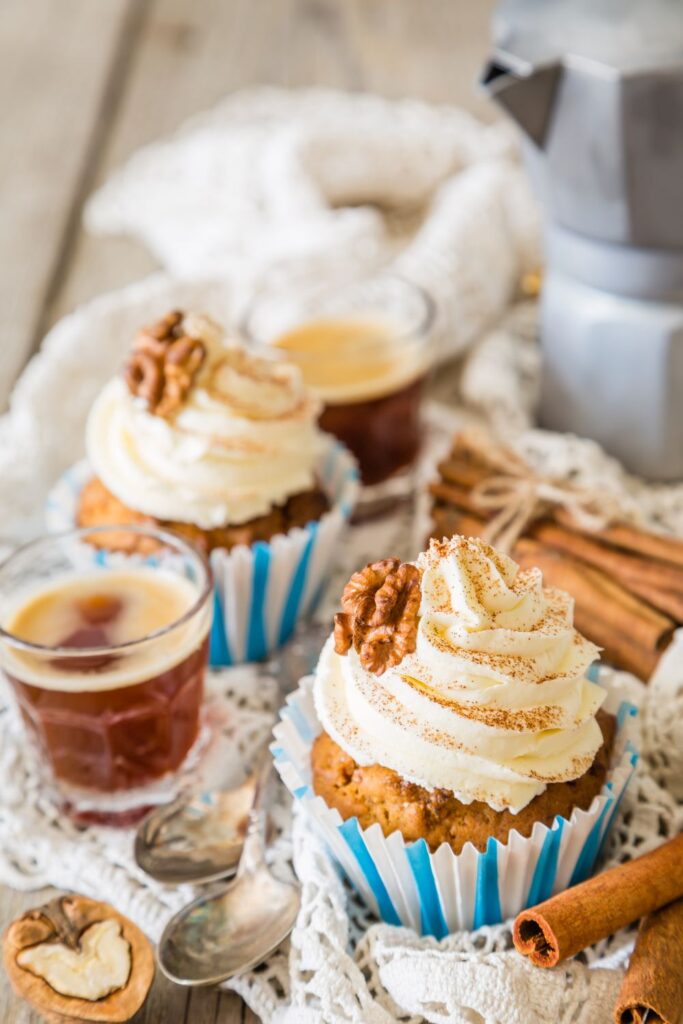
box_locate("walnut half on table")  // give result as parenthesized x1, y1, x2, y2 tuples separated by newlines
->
(3, 894, 155, 1023)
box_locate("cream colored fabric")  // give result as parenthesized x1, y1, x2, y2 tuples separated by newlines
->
(85, 87, 540, 366)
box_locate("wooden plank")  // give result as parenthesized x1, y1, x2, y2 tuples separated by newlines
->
(136, 963, 190, 1024)
(0, 888, 52, 1024)
(49, 0, 366, 322)
(344, 0, 498, 112)
(50, 0, 499, 324)
(184, 987, 222, 1024)
(0, 0, 141, 408)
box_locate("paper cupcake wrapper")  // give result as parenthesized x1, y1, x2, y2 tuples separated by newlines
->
(272, 676, 639, 936)
(45, 439, 359, 665)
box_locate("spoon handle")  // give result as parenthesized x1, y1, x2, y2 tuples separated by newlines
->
(237, 745, 274, 878)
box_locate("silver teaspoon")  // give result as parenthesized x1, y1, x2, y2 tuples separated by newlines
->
(134, 774, 256, 885)
(157, 757, 300, 986)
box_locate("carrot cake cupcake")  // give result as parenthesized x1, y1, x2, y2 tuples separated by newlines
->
(312, 535, 614, 852)
(273, 534, 638, 932)
(78, 310, 330, 553)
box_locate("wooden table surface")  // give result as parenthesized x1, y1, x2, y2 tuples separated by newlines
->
(0, 1, 497, 1019)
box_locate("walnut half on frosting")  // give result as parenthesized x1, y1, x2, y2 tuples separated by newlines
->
(124, 309, 206, 417)
(334, 557, 421, 675)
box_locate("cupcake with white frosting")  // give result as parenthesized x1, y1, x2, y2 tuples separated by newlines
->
(81, 310, 332, 551)
(46, 310, 358, 664)
(273, 535, 639, 934)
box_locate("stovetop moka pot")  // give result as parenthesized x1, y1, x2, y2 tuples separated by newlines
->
(482, 0, 683, 479)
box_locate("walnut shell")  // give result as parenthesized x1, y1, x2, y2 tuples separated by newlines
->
(3, 895, 154, 1023)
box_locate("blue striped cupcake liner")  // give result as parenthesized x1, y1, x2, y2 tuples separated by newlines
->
(272, 676, 639, 936)
(45, 438, 359, 666)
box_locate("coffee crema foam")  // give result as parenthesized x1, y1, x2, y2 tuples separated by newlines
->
(314, 535, 606, 814)
(1, 568, 210, 692)
(86, 313, 326, 528)
(273, 315, 427, 404)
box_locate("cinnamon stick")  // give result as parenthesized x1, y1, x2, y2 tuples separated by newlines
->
(449, 428, 530, 474)
(437, 456, 491, 489)
(531, 521, 683, 602)
(431, 506, 488, 541)
(430, 507, 476, 544)
(617, 581, 683, 626)
(429, 480, 482, 514)
(431, 494, 677, 677)
(568, 517, 683, 572)
(515, 539, 675, 651)
(513, 834, 683, 969)
(614, 897, 683, 1024)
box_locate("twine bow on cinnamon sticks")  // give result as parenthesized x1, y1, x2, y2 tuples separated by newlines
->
(429, 428, 683, 680)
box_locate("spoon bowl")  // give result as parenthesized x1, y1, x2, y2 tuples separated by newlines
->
(135, 777, 255, 885)
(158, 864, 300, 985)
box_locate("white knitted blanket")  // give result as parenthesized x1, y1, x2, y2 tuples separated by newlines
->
(1, 89, 682, 1024)
(85, 86, 541, 367)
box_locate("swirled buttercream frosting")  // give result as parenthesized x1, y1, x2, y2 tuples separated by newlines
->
(86, 312, 325, 527)
(314, 535, 606, 813)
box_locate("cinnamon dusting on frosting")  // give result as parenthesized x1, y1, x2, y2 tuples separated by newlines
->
(401, 675, 562, 731)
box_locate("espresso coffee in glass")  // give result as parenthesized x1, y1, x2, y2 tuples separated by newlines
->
(242, 275, 435, 497)
(0, 527, 212, 824)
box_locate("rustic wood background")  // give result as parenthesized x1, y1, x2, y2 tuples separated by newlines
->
(0, 0, 497, 1020)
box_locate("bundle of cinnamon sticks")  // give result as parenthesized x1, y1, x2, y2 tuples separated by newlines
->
(430, 431, 683, 679)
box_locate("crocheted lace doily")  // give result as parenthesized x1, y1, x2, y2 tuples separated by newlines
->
(2, 628, 682, 1024)
(1, 439, 682, 1024)
(1, 88, 683, 1023)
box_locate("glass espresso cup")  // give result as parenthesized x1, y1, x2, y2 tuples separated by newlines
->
(0, 526, 212, 824)
(242, 274, 435, 497)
